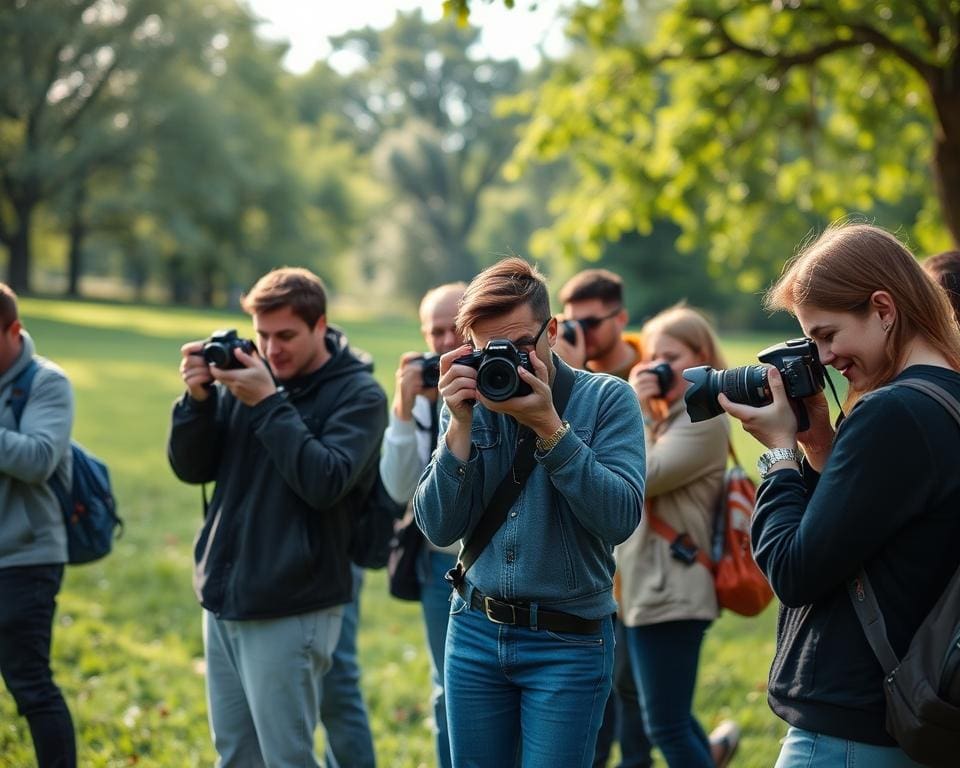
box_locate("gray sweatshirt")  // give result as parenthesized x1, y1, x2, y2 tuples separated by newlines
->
(0, 331, 74, 567)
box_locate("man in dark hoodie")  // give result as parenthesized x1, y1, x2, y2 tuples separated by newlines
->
(168, 267, 387, 768)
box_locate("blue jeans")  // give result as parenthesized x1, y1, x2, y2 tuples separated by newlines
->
(592, 617, 652, 768)
(625, 620, 713, 768)
(323, 564, 376, 768)
(204, 606, 343, 768)
(774, 726, 927, 767)
(445, 591, 613, 768)
(0, 564, 75, 768)
(418, 548, 457, 768)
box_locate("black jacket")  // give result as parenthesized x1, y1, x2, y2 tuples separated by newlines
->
(168, 328, 387, 620)
(753, 365, 960, 745)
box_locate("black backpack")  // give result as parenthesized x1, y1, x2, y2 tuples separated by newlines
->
(11, 360, 122, 564)
(847, 378, 960, 767)
(348, 467, 406, 570)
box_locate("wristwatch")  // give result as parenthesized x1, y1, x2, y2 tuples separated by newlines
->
(756, 447, 804, 479)
(536, 421, 570, 453)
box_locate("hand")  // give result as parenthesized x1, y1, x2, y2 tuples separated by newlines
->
(393, 352, 427, 421)
(438, 344, 478, 426)
(208, 346, 277, 407)
(628, 362, 661, 412)
(481, 349, 562, 439)
(796, 390, 835, 471)
(180, 341, 214, 401)
(719, 366, 798, 450)
(552, 317, 587, 369)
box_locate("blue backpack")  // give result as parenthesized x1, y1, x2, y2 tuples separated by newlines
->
(10, 360, 121, 564)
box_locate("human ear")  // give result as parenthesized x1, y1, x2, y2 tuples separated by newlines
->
(869, 290, 896, 329)
(545, 317, 558, 347)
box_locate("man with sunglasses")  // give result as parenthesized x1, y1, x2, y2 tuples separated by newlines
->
(557, 268, 651, 768)
(413, 257, 645, 768)
(557, 269, 644, 380)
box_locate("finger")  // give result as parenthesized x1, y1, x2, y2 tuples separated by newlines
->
(232, 347, 259, 367)
(526, 349, 548, 383)
(717, 392, 756, 422)
(399, 351, 423, 366)
(766, 365, 787, 402)
(440, 344, 473, 374)
(182, 341, 205, 357)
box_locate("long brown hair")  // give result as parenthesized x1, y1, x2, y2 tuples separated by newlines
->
(766, 224, 960, 404)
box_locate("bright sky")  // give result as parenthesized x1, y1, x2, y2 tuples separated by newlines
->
(242, 0, 572, 73)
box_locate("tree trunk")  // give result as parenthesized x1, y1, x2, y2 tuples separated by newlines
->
(67, 184, 87, 297)
(931, 76, 960, 248)
(6, 201, 33, 293)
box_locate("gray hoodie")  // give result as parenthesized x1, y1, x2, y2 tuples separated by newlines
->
(0, 331, 73, 567)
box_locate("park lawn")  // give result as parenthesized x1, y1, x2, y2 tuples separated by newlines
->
(1, 297, 806, 767)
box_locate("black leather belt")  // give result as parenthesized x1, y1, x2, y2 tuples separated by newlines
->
(456, 583, 601, 635)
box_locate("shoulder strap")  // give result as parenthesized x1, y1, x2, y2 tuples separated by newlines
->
(847, 377, 960, 674)
(454, 357, 576, 578)
(9, 360, 40, 429)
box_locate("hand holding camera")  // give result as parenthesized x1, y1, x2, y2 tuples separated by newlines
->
(182, 329, 276, 407)
(629, 361, 675, 405)
(394, 352, 441, 420)
(554, 317, 586, 368)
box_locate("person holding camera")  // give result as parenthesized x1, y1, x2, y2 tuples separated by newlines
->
(555, 268, 644, 378)
(168, 267, 387, 768)
(0, 283, 76, 768)
(719, 224, 960, 767)
(379, 281, 466, 768)
(553, 267, 648, 768)
(413, 257, 645, 767)
(619, 305, 737, 768)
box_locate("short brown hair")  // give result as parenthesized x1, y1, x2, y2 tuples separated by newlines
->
(241, 267, 327, 328)
(558, 268, 623, 306)
(0, 283, 18, 330)
(766, 224, 960, 402)
(923, 250, 960, 322)
(456, 257, 551, 338)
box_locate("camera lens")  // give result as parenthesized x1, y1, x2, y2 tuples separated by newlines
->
(477, 357, 519, 401)
(203, 343, 231, 368)
(682, 364, 769, 422)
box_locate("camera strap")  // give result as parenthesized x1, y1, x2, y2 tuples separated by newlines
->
(447, 356, 576, 586)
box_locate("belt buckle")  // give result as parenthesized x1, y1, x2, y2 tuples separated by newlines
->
(483, 596, 516, 625)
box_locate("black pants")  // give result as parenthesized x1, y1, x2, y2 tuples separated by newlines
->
(0, 564, 76, 768)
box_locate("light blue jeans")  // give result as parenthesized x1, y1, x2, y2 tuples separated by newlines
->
(323, 564, 376, 768)
(444, 590, 613, 768)
(204, 606, 343, 768)
(775, 726, 927, 768)
(418, 548, 457, 768)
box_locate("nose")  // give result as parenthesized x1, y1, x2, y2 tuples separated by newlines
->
(815, 342, 835, 365)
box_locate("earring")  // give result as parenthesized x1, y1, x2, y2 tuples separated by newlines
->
(882, 321, 892, 333)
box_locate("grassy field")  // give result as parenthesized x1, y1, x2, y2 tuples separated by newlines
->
(1, 297, 811, 767)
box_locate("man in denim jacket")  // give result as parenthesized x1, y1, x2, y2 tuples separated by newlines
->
(414, 258, 645, 768)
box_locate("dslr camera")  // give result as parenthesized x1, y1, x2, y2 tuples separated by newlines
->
(200, 329, 256, 370)
(454, 339, 534, 402)
(640, 362, 675, 397)
(417, 353, 442, 389)
(682, 337, 825, 430)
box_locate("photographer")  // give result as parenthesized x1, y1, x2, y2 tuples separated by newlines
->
(720, 224, 960, 766)
(621, 305, 737, 768)
(413, 257, 645, 767)
(555, 269, 644, 378)
(168, 268, 387, 768)
(379, 281, 466, 768)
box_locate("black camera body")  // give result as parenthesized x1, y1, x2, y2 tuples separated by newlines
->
(682, 337, 825, 429)
(454, 339, 534, 402)
(644, 362, 675, 397)
(202, 329, 256, 370)
(418, 353, 442, 389)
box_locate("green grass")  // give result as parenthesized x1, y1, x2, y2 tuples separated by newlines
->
(0, 298, 817, 767)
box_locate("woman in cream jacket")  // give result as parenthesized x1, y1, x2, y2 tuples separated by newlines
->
(619, 304, 731, 768)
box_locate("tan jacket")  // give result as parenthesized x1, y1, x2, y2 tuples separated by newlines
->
(616, 399, 728, 626)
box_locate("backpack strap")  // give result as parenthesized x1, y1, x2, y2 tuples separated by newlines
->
(847, 377, 960, 675)
(9, 359, 39, 429)
(449, 356, 576, 583)
(645, 507, 714, 571)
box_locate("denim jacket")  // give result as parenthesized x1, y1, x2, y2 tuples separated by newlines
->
(413, 358, 645, 619)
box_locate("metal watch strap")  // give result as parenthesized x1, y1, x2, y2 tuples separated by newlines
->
(757, 447, 803, 479)
(536, 421, 570, 453)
